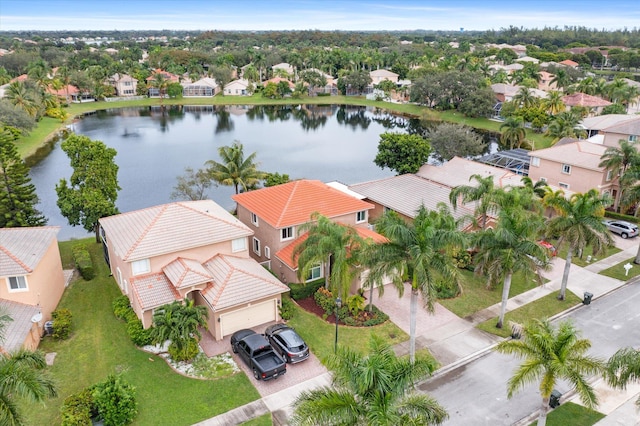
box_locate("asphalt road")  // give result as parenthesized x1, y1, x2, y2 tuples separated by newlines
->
(419, 278, 640, 426)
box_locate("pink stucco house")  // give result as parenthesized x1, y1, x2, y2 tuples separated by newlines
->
(0, 227, 65, 352)
(98, 201, 289, 340)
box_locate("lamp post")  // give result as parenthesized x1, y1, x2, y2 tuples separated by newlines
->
(334, 296, 342, 353)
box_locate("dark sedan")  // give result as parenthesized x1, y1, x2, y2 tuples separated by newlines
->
(264, 324, 310, 364)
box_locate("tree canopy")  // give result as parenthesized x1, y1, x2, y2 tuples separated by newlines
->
(374, 132, 431, 175)
(427, 123, 486, 161)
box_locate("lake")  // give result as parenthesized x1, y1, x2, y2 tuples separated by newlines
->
(29, 104, 419, 240)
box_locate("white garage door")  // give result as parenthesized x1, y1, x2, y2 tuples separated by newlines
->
(220, 300, 277, 337)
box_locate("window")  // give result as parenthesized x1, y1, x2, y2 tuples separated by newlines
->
(307, 264, 322, 281)
(250, 212, 259, 226)
(232, 237, 247, 252)
(531, 156, 540, 167)
(562, 164, 571, 174)
(265, 246, 271, 259)
(253, 237, 261, 256)
(7, 276, 27, 291)
(629, 135, 638, 142)
(559, 182, 570, 189)
(356, 210, 367, 223)
(606, 170, 614, 181)
(131, 259, 150, 276)
(281, 226, 293, 241)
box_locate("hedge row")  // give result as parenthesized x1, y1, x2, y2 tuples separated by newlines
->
(72, 244, 95, 280)
(605, 210, 640, 224)
(51, 308, 73, 340)
(112, 295, 152, 346)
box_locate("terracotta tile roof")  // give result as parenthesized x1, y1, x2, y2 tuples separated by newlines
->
(99, 200, 252, 262)
(559, 59, 579, 67)
(162, 257, 212, 289)
(529, 141, 607, 171)
(275, 227, 387, 270)
(201, 255, 289, 310)
(46, 84, 79, 96)
(0, 227, 59, 276)
(0, 299, 40, 353)
(130, 273, 181, 311)
(562, 93, 612, 108)
(263, 77, 295, 88)
(232, 180, 373, 228)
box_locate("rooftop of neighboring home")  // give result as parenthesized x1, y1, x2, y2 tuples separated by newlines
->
(599, 115, 640, 135)
(578, 114, 637, 131)
(370, 69, 399, 77)
(46, 84, 79, 96)
(562, 92, 612, 107)
(98, 200, 252, 262)
(417, 156, 524, 189)
(348, 174, 474, 221)
(183, 77, 218, 88)
(516, 56, 540, 63)
(529, 140, 607, 171)
(263, 76, 295, 88)
(0, 299, 40, 352)
(559, 59, 580, 67)
(232, 179, 374, 228)
(0, 227, 60, 276)
(109, 73, 136, 82)
(491, 83, 521, 97)
(224, 78, 249, 88)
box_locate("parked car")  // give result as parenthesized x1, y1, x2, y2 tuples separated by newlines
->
(538, 240, 558, 257)
(230, 329, 286, 381)
(264, 324, 310, 364)
(602, 220, 639, 239)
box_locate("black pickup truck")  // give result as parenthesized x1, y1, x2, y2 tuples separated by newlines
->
(230, 329, 287, 381)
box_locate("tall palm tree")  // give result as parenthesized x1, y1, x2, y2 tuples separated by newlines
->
(544, 190, 612, 300)
(543, 91, 565, 116)
(291, 335, 448, 426)
(449, 174, 497, 229)
(520, 176, 550, 200)
(499, 116, 527, 149)
(150, 298, 208, 362)
(545, 111, 585, 142)
(513, 87, 537, 109)
(496, 319, 604, 426)
(0, 349, 57, 426)
(606, 347, 640, 406)
(5, 82, 38, 118)
(363, 204, 466, 363)
(473, 189, 548, 328)
(598, 139, 640, 212)
(550, 69, 572, 91)
(205, 141, 266, 194)
(294, 213, 364, 300)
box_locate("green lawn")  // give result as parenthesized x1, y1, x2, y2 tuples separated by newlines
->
(476, 291, 582, 338)
(439, 269, 543, 319)
(24, 240, 260, 426)
(599, 256, 640, 280)
(242, 413, 273, 425)
(287, 304, 408, 363)
(529, 402, 605, 426)
(556, 244, 621, 268)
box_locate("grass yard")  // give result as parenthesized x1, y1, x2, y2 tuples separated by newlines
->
(439, 269, 543, 319)
(529, 402, 605, 426)
(599, 256, 640, 280)
(476, 291, 582, 338)
(24, 240, 260, 426)
(557, 244, 621, 268)
(287, 304, 408, 363)
(241, 413, 273, 425)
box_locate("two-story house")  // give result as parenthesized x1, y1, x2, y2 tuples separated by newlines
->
(98, 201, 289, 340)
(0, 227, 65, 351)
(108, 73, 138, 97)
(232, 180, 378, 286)
(370, 69, 399, 85)
(600, 115, 640, 148)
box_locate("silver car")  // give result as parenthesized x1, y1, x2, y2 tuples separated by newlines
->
(603, 220, 639, 239)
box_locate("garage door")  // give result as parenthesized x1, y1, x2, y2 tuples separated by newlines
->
(220, 300, 277, 337)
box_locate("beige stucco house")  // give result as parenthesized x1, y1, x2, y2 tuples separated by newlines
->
(182, 77, 220, 97)
(223, 79, 250, 96)
(0, 227, 65, 351)
(98, 201, 289, 340)
(232, 180, 378, 286)
(370, 69, 399, 85)
(108, 73, 138, 96)
(599, 116, 640, 148)
(562, 93, 612, 116)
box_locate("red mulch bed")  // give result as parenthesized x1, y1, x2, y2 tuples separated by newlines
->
(296, 296, 342, 324)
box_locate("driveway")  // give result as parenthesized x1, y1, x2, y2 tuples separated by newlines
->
(199, 322, 328, 397)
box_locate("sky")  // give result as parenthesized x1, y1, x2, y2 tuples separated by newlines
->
(1, 0, 639, 32)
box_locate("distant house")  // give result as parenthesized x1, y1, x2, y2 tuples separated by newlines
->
(182, 77, 219, 97)
(98, 201, 289, 340)
(223, 79, 250, 96)
(562, 93, 612, 116)
(0, 227, 65, 352)
(108, 73, 138, 97)
(597, 115, 640, 148)
(578, 114, 637, 139)
(370, 69, 399, 85)
(146, 69, 180, 97)
(263, 77, 295, 90)
(559, 59, 580, 69)
(491, 83, 521, 102)
(271, 62, 294, 76)
(232, 180, 378, 286)
(538, 71, 557, 91)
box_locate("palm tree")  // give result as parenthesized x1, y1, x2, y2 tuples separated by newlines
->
(513, 87, 537, 109)
(291, 335, 448, 426)
(0, 349, 57, 425)
(550, 69, 572, 91)
(521, 176, 550, 200)
(496, 319, 604, 426)
(293, 213, 364, 300)
(544, 190, 613, 300)
(362, 204, 466, 363)
(598, 139, 640, 212)
(205, 141, 266, 194)
(543, 91, 565, 115)
(473, 188, 548, 328)
(500, 116, 526, 149)
(150, 298, 208, 362)
(545, 111, 585, 142)
(5, 81, 38, 117)
(606, 347, 640, 406)
(449, 174, 497, 229)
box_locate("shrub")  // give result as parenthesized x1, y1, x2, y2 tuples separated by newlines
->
(434, 280, 460, 299)
(72, 244, 95, 280)
(93, 374, 137, 426)
(452, 248, 472, 270)
(61, 388, 95, 426)
(346, 294, 365, 316)
(342, 304, 389, 327)
(279, 297, 295, 321)
(314, 287, 336, 319)
(126, 317, 152, 346)
(288, 278, 324, 300)
(52, 308, 73, 340)
(112, 295, 131, 320)
(168, 338, 199, 362)
(605, 210, 640, 224)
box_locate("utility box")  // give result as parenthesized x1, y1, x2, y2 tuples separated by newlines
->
(583, 292, 594, 305)
(549, 389, 562, 408)
(44, 321, 54, 336)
